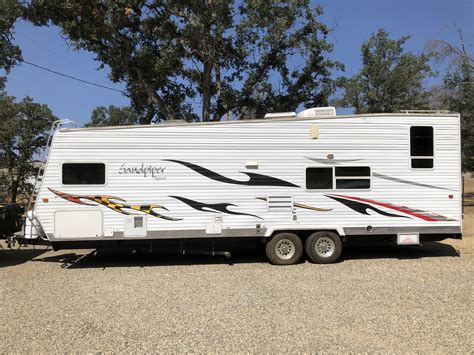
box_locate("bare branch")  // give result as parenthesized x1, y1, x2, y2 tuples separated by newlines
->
(425, 23, 474, 71)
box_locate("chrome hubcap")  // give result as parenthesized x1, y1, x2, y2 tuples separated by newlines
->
(315, 236, 335, 257)
(275, 239, 296, 260)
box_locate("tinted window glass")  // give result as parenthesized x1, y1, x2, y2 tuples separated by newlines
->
(410, 126, 433, 156)
(335, 167, 371, 177)
(410, 126, 434, 169)
(336, 179, 371, 189)
(306, 168, 333, 189)
(411, 158, 434, 169)
(62, 163, 105, 185)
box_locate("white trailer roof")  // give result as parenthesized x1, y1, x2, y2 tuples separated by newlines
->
(61, 111, 459, 132)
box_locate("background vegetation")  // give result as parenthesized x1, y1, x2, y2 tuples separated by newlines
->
(0, 0, 472, 202)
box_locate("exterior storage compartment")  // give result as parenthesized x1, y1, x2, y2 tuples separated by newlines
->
(54, 210, 103, 238)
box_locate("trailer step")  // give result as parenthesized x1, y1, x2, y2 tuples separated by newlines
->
(14, 236, 51, 247)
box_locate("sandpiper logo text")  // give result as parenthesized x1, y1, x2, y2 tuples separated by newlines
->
(118, 163, 167, 181)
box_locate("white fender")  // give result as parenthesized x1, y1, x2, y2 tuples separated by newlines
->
(264, 225, 345, 237)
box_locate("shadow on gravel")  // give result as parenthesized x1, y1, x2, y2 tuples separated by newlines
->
(0, 247, 50, 268)
(341, 241, 460, 261)
(33, 245, 268, 269)
(30, 241, 461, 269)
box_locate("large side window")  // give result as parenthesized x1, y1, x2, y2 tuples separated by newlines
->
(335, 167, 371, 189)
(410, 126, 434, 168)
(62, 163, 106, 185)
(306, 166, 371, 190)
(306, 167, 333, 189)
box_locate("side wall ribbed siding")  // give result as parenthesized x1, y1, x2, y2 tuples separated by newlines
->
(34, 114, 462, 239)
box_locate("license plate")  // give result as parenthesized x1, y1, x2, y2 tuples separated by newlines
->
(397, 233, 420, 245)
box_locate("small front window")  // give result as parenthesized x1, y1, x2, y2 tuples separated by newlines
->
(62, 163, 106, 185)
(410, 126, 434, 168)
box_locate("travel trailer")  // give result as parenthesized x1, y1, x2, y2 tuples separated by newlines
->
(22, 108, 462, 264)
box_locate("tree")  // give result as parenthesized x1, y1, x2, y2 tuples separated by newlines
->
(0, 94, 57, 202)
(0, 0, 22, 84)
(336, 29, 433, 113)
(232, 1, 342, 120)
(25, 1, 341, 122)
(426, 26, 473, 171)
(443, 65, 474, 171)
(0, 2, 58, 202)
(426, 25, 473, 73)
(85, 105, 143, 127)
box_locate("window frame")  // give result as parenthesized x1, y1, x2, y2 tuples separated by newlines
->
(60, 161, 108, 187)
(305, 166, 372, 191)
(409, 125, 435, 170)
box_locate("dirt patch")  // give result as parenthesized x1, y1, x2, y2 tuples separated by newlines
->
(464, 207, 474, 237)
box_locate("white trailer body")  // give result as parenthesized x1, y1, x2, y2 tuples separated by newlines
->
(25, 111, 462, 262)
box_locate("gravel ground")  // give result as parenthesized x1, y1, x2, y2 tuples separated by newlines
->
(0, 238, 472, 353)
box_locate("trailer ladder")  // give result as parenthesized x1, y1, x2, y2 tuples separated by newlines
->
(24, 119, 75, 241)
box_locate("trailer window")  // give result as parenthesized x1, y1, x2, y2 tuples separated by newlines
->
(62, 163, 106, 185)
(306, 168, 333, 189)
(410, 126, 434, 168)
(335, 167, 371, 189)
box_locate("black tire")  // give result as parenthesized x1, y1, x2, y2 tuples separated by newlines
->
(265, 232, 303, 265)
(305, 231, 342, 264)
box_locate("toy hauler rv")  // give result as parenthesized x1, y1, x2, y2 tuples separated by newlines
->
(23, 108, 462, 264)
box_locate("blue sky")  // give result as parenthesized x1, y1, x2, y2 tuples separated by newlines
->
(4, 0, 473, 126)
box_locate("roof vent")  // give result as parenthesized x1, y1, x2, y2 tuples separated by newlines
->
(264, 112, 297, 119)
(297, 107, 336, 118)
(154, 119, 188, 126)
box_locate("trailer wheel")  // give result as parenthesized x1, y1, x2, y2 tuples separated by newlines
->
(305, 231, 342, 264)
(266, 232, 303, 265)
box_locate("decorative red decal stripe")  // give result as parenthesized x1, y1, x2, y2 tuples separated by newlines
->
(330, 194, 455, 222)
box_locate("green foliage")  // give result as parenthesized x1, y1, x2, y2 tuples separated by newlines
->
(0, 0, 22, 85)
(85, 105, 143, 127)
(0, 94, 57, 202)
(232, 1, 342, 120)
(430, 64, 474, 171)
(425, 26, 473, 171)
(336, 29, 433, 113)
(445, 64, 474, 171)
(25, 0, 341, 122)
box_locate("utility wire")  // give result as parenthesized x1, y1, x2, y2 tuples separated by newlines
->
(20, 59, 207, 106)
(20, 59, 474, 106)
(21, 59, 126, 94)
